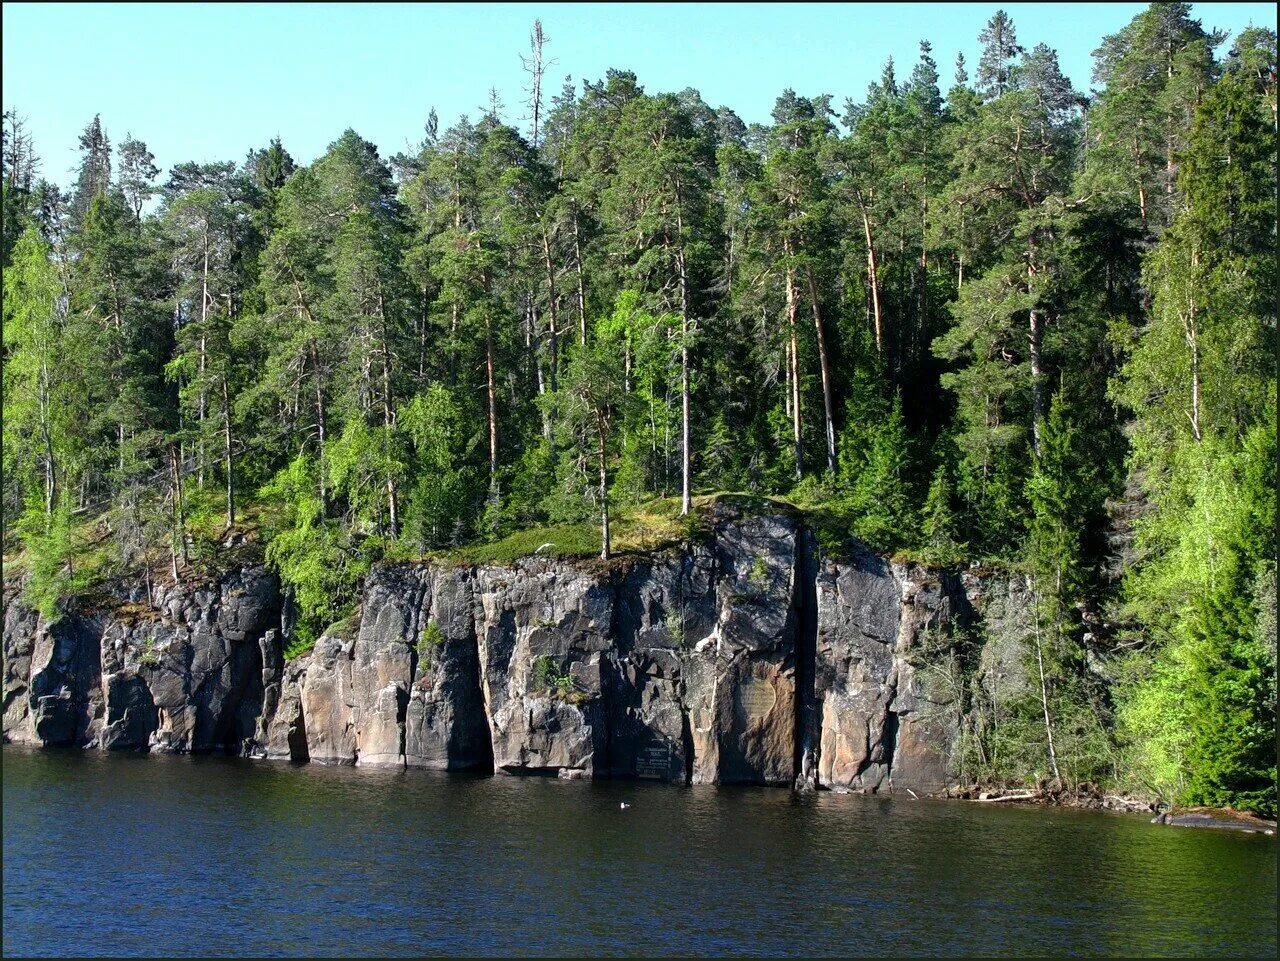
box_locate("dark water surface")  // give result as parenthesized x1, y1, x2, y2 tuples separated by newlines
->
(3, 746, 1275, 957)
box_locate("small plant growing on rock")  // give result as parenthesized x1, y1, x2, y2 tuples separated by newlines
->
(664, 606, 685, 645)
(417, 622, 445, 661)
(532, 655, 579, 698)
(731, 556, 773, 606)
(137, 639, 161, 669)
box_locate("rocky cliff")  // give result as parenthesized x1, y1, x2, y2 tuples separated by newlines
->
(3, 502, 1032, 795)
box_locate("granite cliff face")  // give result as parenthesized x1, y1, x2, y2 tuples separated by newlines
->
(3, 502, 1029, 795)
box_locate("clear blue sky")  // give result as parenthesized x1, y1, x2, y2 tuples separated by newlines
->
(3, 2, 1275, 188)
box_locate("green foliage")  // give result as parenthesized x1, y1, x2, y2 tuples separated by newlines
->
(846, 395, 918, 549)
(136, 638, 161, 669)
(663, 605, 686, 646)
(260, 453, 372, 642)
(531, 655, 579, 699)
(417, 621, 446, 662)
(1107, 63, 1277, 815)
(920, 452, 965, 565)
(1026, 386, 1102, 600)
(16, 496, 79, 621)
(399, 385, 483, 549)
(283, 635, 317, 662)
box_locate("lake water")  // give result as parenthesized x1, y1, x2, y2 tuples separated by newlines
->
(3, 746, 1275, 957)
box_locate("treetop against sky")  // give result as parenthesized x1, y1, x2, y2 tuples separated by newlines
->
(2, 1, 1274, 182)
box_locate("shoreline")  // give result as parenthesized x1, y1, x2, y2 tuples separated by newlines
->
(6, 741, 1273, 836)
(947, 784, 1276, 833)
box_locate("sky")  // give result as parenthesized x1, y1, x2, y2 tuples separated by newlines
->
(3, 1, 1276, 189)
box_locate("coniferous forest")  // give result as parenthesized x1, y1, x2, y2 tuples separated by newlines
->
(2, 5, 1275, 814)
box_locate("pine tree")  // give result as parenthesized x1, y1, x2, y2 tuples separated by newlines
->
(71, 114, 112, 226)
(976, 10, 1024, 101)
(557, 301, 636, 558)
(848, 394, 916, 549)
(117, 134, 158, 220)
(921, 451, 964, 562)
(1112, 63, 1277, 815)
(1084, 3, 1223, 235)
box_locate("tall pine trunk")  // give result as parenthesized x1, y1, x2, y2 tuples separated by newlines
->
(198, 238, 209, 489)
(221, 375, 234, 531)
(485, 310, 498, 488)
(859, 196, 884, 354)
(309, 339, 328, 509)
(572, 209, 587, 345)
(1028, 242, 1044, 455)
(39, 357, 55, 517)
(805, 266, 837, 475)
(676, 238, 692, 517)
(378, 289, 399, 537)
(597, 412, 611, 561)
(541, 228, 559, 392)
(784, 248, 804, 480)
(1185, 246, 1202, 441)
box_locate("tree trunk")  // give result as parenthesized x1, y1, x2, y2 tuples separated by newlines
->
(525, 298, 537, 396)
(418, 288, 429, 381)
(1186, 246, 1202, 442)
(39, 358, 55, 517)
(168, 445, 187, 581)
(804, 267, 837, 475)
(541, 228, 559, 393)
(784, 256, 804, 480)
(198, 238, 210, 489)
(1028, 249, 1044, 455)
(675, 241, 692, 517)
(1029, 306, 1044, 455)
(919, 201, 930, 366)
(450, 300, 460, 388)
(573, 210, 588, 345)
(221, 375, 234, 531)
(485, 310, 498, 487)
(597, 414, 611, 561)
(309, 340, 328, 509)
(783, 336, 792, 419)
(859, 199, 884, 354)
(378, 289, 399, 538)
(1032, 606, 1063, 790)
(1133, 136, 1148, 231)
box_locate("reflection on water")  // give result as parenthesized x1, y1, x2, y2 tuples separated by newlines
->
(3, 746, 1275, 957)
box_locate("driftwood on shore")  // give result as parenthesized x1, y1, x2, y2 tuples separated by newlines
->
(957, 785, 1155, 813)
(958, 787, 1276, 834)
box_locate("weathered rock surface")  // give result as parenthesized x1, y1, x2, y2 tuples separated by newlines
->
(406, 568, 491, 771)
(4, 568, 282, 755)
(810, 546, 976, 795)
(3, 502, 1033, 798)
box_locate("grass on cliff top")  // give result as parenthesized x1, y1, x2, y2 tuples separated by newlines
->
(398, 490, 1018, 571)
(421, 492, 797, 568)
(425, 496, 694, 567)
